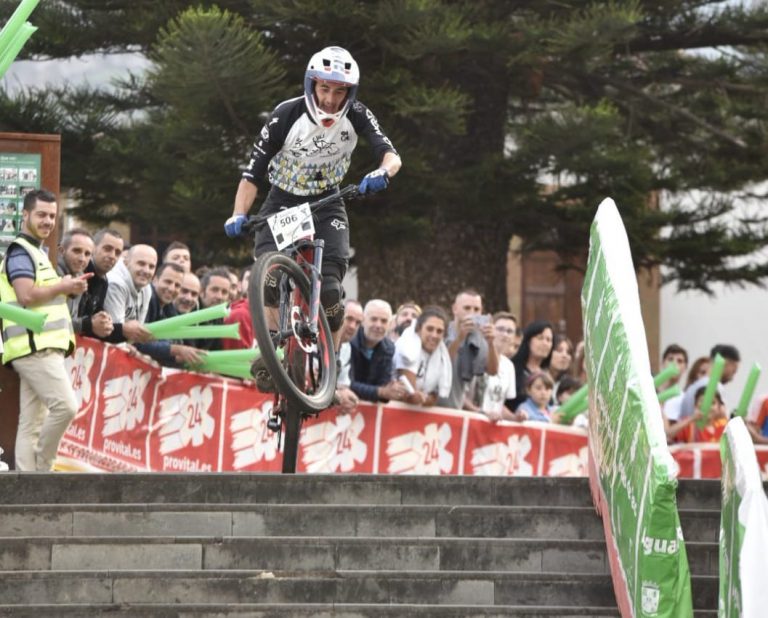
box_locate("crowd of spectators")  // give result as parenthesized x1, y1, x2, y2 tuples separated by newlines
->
(3, 192, 767, 472)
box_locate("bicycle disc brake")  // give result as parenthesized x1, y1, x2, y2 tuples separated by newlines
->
(290, 306, 316, 353)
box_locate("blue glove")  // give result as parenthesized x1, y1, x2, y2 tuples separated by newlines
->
(358, 168, 389, 195)
(224, 215, 248, 238)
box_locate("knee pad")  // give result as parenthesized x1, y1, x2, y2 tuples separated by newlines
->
(321, 278, 344, 331)
(320, 259, 346, 331)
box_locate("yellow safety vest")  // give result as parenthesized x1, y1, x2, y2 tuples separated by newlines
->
(0, 235, 75, 364)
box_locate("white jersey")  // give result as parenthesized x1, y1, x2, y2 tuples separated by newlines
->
(478, 355, 516, 415)
(242, 97, 396, 197)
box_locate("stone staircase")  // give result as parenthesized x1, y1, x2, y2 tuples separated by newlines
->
(0, 474, 719, 616)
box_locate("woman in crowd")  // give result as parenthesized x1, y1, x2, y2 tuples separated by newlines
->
(393, 305, 452, 407)
(661, 355, 711, 433)
(548, 334, 574, 405)
(508, 319, 555, 410)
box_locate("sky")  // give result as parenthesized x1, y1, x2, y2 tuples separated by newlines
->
(2, 52, 150, 94)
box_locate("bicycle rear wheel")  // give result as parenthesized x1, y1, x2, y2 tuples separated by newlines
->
(248, 252, 337, 413)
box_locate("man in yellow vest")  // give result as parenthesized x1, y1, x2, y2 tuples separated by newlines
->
(0, 190, 89, 471)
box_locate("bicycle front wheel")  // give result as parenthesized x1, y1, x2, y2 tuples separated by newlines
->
(248, 252, 337, 413)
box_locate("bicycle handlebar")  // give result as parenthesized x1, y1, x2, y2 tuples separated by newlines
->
(243, 184, 360, 233)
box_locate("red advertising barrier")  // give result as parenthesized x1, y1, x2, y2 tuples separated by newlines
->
(57, 338, 768, 478)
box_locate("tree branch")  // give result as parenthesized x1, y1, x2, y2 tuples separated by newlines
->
(594, 74, 748, 148)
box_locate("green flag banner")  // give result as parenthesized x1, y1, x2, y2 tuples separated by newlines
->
(719, 417, 768, 617)
(582, 198, 693, 617)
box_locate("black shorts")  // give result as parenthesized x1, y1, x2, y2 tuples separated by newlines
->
(253, 186, 349, 280)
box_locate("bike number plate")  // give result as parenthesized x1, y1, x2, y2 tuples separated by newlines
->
(267, 203, 315, 251)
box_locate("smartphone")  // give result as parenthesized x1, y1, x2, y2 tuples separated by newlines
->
(472, 314, 490, 328)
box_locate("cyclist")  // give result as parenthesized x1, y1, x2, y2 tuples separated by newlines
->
(225, 46, 402, 350)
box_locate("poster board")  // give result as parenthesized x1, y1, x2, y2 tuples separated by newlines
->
(0, 152, 42, 256)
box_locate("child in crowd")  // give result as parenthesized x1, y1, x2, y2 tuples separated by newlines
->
(554, 375, 582, 406)
(516, 372, 562, 423)
(667, 385, 728, 443)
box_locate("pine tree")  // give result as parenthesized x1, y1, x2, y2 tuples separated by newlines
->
(2, 0, 768, 304)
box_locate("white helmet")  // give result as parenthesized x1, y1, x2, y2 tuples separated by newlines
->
(304, 46, 360, 128)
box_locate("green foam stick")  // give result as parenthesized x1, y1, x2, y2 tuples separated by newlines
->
(0, 21, 35, 80)
(0, 300, 45, 333)
(658, 384, 681, 404)
(192, 364, 252, 380)
(144, 303, 229, 337)
(734, 362, 761, 418)
(698, 353, 725, 428)
(0, 0, 39, 55)
(558, 383, 589, 424)
(653, 362, 680, 388)
(161, 324, 240, 340)
(202, 349, 261, 363)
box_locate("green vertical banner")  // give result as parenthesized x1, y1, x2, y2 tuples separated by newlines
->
(582, 198, 692, 617)
(719, 417, 768, 617)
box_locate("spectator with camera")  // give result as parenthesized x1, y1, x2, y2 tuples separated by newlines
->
(465, 311, 521, 422)
(440, 288, 498, 410)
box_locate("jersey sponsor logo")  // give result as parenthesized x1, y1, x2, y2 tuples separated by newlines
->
(260, 126, 269, 140)
(290, 134, 340, 158)
(330, 218, 347, 230)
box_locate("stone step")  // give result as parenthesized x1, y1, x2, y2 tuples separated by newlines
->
(0, 570, 615, 607)
(0, 503, 719, 543)
(0, 603, 624, 617)
(0, 570, 718, 609)
(0, 474, 594, 507)
(0, 535, 610, 573)
(0, 535, 718, 575)
(0, 474, 724, 511)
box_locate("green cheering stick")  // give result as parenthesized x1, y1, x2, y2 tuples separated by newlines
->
(558, 383, 589, 425)
(653, 362, 680, 388)
(0, 301, 45, 333)
(698, 353, 725, 428)
(189, 348, 281, 381)
(190, 349, 260, 373)
(657, 384, 681, 404)
(166, 324, 240, 340)
(734, 363, 761, 418)
(202, 349, 262, 363)
(144, 303, 229, 338)
(0, 0, 41, 79)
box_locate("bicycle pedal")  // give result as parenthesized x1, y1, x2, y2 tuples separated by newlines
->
(251, 357, 276, 393)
